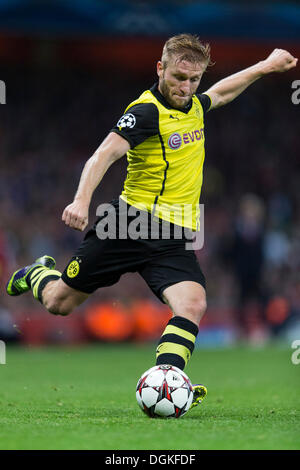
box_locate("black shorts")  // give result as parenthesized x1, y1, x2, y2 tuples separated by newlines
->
(61, 199, 206, 302)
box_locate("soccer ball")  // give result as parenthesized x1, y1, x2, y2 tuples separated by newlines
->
(136, 364, 194, 418)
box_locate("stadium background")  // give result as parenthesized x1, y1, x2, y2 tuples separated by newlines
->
(0, 0, 299, 349)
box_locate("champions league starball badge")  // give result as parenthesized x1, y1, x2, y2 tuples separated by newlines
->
(117, 113, 136, 129)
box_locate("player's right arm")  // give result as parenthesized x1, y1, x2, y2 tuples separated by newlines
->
(62, 132, 129, 231)
(63, 100, 158, 231)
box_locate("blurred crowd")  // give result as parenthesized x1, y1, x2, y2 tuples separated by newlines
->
(0, 62, 299, 345)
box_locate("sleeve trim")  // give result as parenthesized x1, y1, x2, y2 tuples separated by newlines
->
(196, 93, 212, 114)
(110, 129, 134, 149)
(202, 93, 212, 111)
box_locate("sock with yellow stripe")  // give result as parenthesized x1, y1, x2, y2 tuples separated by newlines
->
(29, 267, 61, 303)
(156, 316, 198, 370)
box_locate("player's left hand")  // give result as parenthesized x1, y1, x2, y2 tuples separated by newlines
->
(264, 49, 298, 73)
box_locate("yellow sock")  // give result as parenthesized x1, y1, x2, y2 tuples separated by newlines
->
(30, 268, 61, 302)
(156, 316, 198, 370)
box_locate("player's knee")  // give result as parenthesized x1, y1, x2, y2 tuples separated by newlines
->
(49, 305, 73, 316)
(44, 296, 73, 316)
(180, 297, 207, 322)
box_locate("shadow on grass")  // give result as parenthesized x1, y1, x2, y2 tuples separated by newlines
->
(19, 403, 283, 424)
(185, 406, 283, 422)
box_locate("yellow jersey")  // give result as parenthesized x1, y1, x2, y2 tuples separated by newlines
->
(112, 83, 211, 230)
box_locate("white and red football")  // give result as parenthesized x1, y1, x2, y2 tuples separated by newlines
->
(136, 364, 193, 418)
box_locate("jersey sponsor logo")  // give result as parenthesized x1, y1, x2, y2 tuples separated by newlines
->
(117, 113, 136, 130)
(168, 132, 182, 149)
(182, 128, 204, 144)
(67, 260, 80, 278)
(168, 129, 204, 150)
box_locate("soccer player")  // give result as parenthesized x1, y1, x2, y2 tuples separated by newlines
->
(7, 35, 297, 409)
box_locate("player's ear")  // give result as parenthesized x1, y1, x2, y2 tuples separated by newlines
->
(157, 61, 163, 78)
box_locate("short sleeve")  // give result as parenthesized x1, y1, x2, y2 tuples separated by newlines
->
(111, 102, 159, 149)
(196, 93, 212, 114)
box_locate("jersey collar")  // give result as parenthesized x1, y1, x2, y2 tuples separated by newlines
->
(150, 83, 193, 114)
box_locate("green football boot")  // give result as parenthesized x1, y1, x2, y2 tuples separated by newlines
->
(190, 384, 207, 409)
(6, 255, 56, 296)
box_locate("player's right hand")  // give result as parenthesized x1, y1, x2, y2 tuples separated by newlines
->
(62, 200, 89, 231)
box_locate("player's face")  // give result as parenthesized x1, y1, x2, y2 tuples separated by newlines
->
(157, 56, 205, 109)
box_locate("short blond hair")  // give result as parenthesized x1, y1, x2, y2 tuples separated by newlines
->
(161, 33, 212, 69)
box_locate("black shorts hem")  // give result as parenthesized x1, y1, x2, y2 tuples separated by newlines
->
(61, 273, 96, 295)
(155, 276, 206, 303)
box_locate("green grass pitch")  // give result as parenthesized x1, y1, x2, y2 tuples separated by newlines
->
(0, 344, 299, 450)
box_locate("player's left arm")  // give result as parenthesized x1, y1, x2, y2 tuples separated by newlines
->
(205, 49, 298, 110)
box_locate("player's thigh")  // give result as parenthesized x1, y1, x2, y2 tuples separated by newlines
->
(139, 242, 206, 318)
(162, 281, 207, 323)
